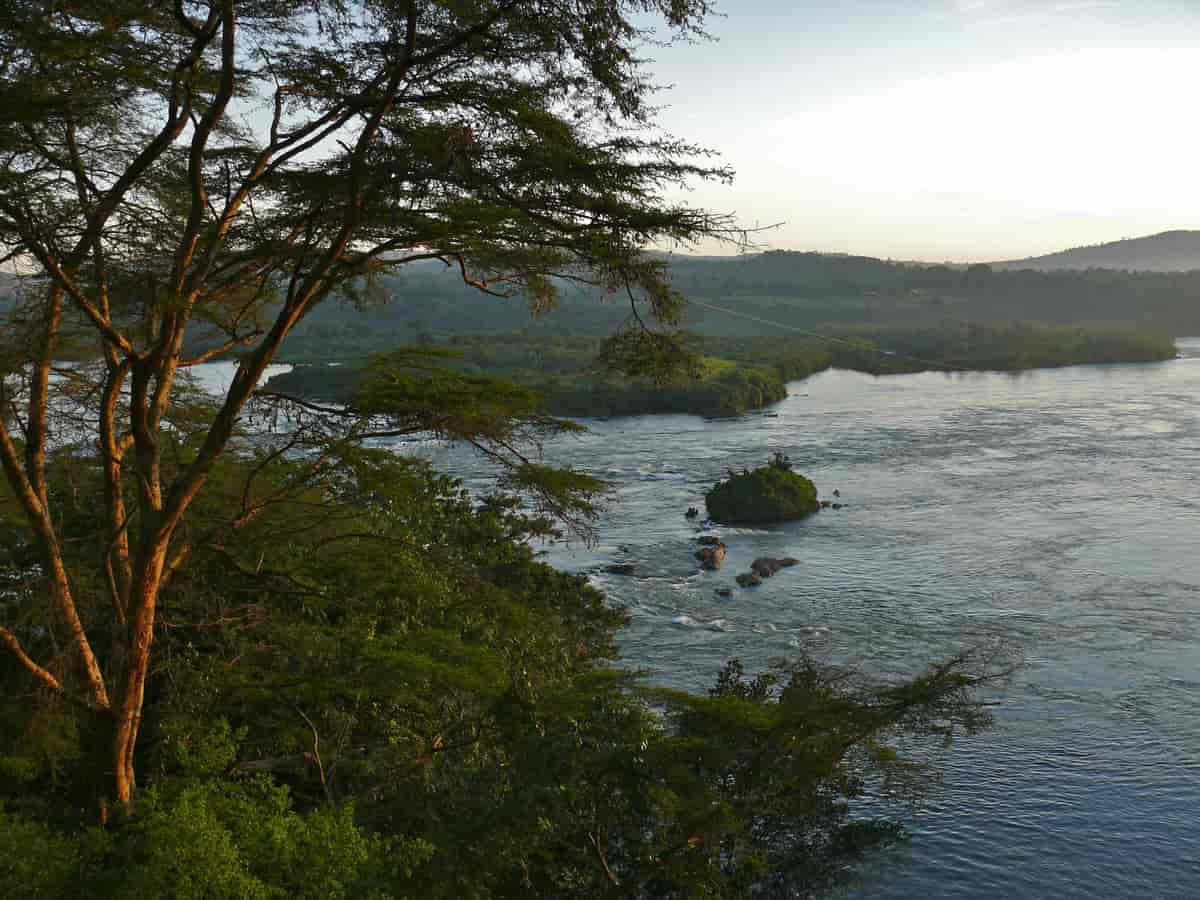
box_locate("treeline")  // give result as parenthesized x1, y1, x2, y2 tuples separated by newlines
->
(669, 251, 1200, 334)
(526, 364, 793, 418)
(12, 249, 1200, 362)
(270, 249, 1200, 351)
(269, 324, 1175, 419)
(461, 335, 836, 417)
(827, 322, 1177, 373)
(269, 334, 835, 418)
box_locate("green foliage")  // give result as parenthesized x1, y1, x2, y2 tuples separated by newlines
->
(261, 347, 605, 538)
(172, 719, 244, 778)
(596, 325, 704, 384)
(706, 460, 821, 524)
(533, 361, 791, 418)
(102, 778, 402, 900)
(269, 336, 838, 419)
(1, 775, 429, 900)
(826, 322, 1177, 373)
(0, 806, 80, 900)
(351, 349, 546, 431)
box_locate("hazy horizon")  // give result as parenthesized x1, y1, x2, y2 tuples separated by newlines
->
(646, 1, 1200, 262)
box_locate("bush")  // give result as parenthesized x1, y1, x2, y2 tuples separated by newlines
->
(705, 460, 820, 524)
(0, 807, 79, 900)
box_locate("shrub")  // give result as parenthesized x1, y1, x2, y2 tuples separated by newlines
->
(705, 461, 819, 524)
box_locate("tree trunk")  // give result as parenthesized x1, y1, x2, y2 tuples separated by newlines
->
(112, 538, 170, 808)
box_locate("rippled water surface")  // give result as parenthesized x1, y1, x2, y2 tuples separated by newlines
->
(391, 341, 1200, 898)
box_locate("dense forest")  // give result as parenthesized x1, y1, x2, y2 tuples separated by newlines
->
(273, 248, 1200, 351)
(666, 251, 1200, 333)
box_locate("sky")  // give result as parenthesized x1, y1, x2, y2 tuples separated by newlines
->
(644, 1, 1200, 261)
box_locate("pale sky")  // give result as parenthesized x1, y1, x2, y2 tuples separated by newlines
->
(646, 1, 1200, 261)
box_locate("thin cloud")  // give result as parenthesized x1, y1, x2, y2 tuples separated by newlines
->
(948, 0, 1121, 26)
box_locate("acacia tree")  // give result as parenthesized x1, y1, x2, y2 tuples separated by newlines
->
(0, 0, 733, 808)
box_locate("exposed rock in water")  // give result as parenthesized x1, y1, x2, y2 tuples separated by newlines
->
(779, 557, 799, 567)
(685, 506, 700, 519)
(695, 539, 727, 570)
(751, 557, 784, 578)
(715, 587, 733, 598)
(736, 572, 762, 588)
(820, 500, 832, 509)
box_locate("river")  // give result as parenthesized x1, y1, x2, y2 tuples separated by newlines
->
(371, 338, 1200, 898)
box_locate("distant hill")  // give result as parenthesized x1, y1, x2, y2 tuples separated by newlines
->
(994, 230, 1200, 273)
(266, 244, 1200, 365)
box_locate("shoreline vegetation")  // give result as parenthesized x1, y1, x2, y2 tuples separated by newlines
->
(266, 324, 1177, 419)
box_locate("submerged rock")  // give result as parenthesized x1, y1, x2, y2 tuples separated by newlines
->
(604, 563, 637, 576)
(751, 556, 785, 578)
(736, 572, 762, 588)
(715, 587, 733, 598)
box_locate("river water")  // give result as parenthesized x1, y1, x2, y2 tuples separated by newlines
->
(383, 338, 1200, 898)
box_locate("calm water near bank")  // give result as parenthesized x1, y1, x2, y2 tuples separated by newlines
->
(389, 339, 1200, 898)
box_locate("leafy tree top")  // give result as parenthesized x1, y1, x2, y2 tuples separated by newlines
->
(0, 0, 735, 360)
(0, 0, 739, 807)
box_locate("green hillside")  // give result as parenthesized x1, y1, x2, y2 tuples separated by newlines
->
(275, 250, 1200, 358)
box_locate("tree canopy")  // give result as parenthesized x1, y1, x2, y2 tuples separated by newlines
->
(0, 0, 735, 807)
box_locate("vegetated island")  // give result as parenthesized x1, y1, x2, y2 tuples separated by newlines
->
(705, 454, 820, 524)
(267, 339, 826, 418)
(265, 323, 1177, 419)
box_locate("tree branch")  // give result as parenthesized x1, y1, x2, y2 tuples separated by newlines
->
(0, 626, 63, 694)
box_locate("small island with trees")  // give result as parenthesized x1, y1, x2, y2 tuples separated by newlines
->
(705, 453, 822, 524)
